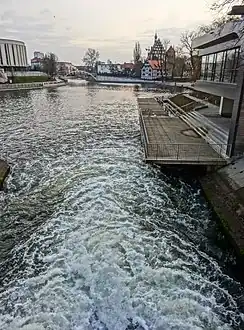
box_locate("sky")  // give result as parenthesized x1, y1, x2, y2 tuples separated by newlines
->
(0, 0, 215, 65)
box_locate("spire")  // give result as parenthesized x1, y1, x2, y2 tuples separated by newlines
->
(154, 32, 158, 40)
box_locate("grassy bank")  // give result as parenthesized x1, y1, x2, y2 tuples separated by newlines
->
(12, 76, 49, 84)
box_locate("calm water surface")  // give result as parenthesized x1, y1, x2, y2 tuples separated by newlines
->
(0, 84, 243, 330)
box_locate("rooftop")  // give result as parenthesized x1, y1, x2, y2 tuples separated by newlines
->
(0, 38, 25, 45)
(148, 60, 161, 69)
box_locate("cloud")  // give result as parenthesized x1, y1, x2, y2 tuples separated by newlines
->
(0, 0, 213, 64)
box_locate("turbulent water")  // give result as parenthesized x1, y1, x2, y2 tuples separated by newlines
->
(0, 84, 244, 330)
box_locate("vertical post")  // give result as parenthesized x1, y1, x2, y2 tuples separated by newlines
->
(177, 144, 180, 160)
(219, 96, 224, 116)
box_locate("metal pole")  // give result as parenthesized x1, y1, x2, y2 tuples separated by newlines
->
(177, 144, 180, 160)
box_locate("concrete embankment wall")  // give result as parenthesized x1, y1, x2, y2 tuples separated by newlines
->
(201, 157, 244, 259)
(0, 81, 66, 92)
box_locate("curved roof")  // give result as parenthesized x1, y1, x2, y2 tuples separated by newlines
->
(192, 20, 244, 50)
(0, 38, 25, 45)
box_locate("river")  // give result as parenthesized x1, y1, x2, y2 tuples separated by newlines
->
(0, 84, 243, 330)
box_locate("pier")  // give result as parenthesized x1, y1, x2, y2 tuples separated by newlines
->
(138, 97, 227, 166)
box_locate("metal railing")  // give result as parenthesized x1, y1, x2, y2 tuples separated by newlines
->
(145, 142, 229, 162)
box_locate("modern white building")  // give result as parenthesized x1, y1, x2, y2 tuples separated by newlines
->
(141, 60, 162, 80)
(192, 18, 244, 156)
(0, 38, 28, 70)
(96, 63, 122, 75)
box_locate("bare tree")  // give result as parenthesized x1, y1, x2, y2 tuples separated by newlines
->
(173, 46, 186, 78)
(162, 39, 170, 78)
(180, 31, 198, 78)
(198, 15, 240, 34)
(42, 53, 58, 77)
(211, 0, 243, 12)
(133, 42, 141, 64)
(83, 48, 99, 71)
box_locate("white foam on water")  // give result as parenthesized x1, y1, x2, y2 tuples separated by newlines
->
(0, 86, 243, 330)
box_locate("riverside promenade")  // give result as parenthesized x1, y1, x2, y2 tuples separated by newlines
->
(0, 81, 66, 92)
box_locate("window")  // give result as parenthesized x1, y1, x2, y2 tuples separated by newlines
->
(4, 44, 9, 65)
(16, 45, 21, 66)
(207, 54, 215, 81)
(12, 45, 16, 65)
(215, 52, 224, 82)
(200, 47, 240, 84)
(0, 47, 3, 65)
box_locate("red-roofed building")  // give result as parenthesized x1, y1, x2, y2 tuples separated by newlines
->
(141, 60, 162, 80)
(122, 62, 134, 70)
(31, 51, 44, 70)
(121, 62, 134, 76)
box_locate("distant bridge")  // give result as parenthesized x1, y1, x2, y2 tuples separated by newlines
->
(77, 71, 97, 81)
(74, 71, 167, 85)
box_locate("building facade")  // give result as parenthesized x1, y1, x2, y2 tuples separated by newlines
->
(96, 63, 123, 75)
(192, 19, 244, 156)
(30, 51, 44, 70)
(0, 38, 28, 70)
(34, 51, 44, 59)
(147, 33, 163, 61)
(165, 46, 176, 78)
(57, 62, 78, 76)
(141, 60, 162, 80)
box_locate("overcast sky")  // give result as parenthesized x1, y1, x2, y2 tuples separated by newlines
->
(1, 0, 214, 64)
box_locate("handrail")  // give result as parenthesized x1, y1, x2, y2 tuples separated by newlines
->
(139, 112, 150, 145)
(145, 142, 229, 161)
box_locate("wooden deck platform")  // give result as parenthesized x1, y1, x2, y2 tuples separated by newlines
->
(138, 98, 227, 165)
(0, 159, 10, 188)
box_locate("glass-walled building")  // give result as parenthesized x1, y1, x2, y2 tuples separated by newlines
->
(192, 19, 244, 157)
(200, 48, 240, 83)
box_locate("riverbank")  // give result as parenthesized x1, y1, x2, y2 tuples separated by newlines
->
(0, 81, 66, 92)
(201, 157, 244, 260)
